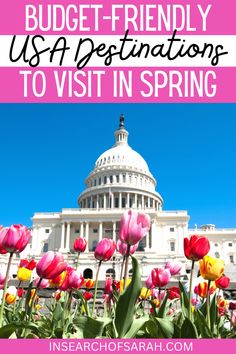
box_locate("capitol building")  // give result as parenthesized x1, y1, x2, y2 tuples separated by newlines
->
(2, 116, 236, 280)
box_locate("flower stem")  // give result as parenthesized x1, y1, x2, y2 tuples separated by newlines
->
(206, 280, 211, 329)
(188, 260, 195, 320)
(13, 280, 21, 316)
(92, 260, 102, 318)
(76, 252, 80, 271)
(0, 252, 13, 327)
(123, 245, 131, 291)
(120, 256, 125, 282)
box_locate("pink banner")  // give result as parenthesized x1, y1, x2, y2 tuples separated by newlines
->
(0, 339, 235, 354)
(0, 67, 235, 103)
(0, 0, 235, 35)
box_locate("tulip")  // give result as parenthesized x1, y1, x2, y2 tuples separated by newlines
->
(184, 234, 210, 261)
(68, 270, 84, 290)
(84, 278, 94, 289)
(199, 256, 224, 281)
(0, 271, 5, 290)
(140, 287, 151, 300)
(231, 310, 236, 328)
(151, 288, 165, 301)
(145, 274, 154, 289)
(17, 267, 32, 282)
(34, 277, 49, 289)
(229, 302, 236, 310)
(215, 275, 230, 289)
(151, 267, 171, 288)
(117, 239, 139, 256)
(83, 291, 93, 301)
(119, 278, 132, 293)
(36, 251, 67, 280)
(119, 210, 151, 246)
(74, 237, 87, 253)
(59, 267, 74, 291)
(194, 281, 216, 298)
(0, 227, 7, 254)
(54, 290, 65, 302)
(49, 271, 67, 288)
(17, 288, 24, 298)
(167, 286, 180, 300)
(165, 260, 182, 276)
(5, 286, 17, 305)
(94, 238, 116, 262)
(19, 258, 37, 270)
(1, 225, 31, 254)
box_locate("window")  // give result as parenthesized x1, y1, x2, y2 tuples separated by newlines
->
(75, 229, 80, 233)
(106, 269, 116, 280)
(83, 268, 93, 279)
(170, 241, 175, 252)
(123, 174, 126, 183)
(122, 197, 126, 208)
(99, 177, 101, 185)
(93, 229, 98, 233)
(215, 252, 220, 258)
(94, 179, 97, 186)
(92, 240, 98, 251)
(228, 243, 233, 247)
(45, 228, 50, 234)
(229, 255, 234, 263)
(43, 243, 48, 252)
(110, 175, 113, 183)
(115, 197, 119, 208)
(214, 243, 218, 247)
(104, 176, 107, 184)
(170, 227, 175, 232)
(116, 175, 119, 183)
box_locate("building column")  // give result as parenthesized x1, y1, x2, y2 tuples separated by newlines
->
(119, 192, 122, 208)
(60, 222, 66, 252)
(103, 194, 107, 209)
(65, 222, 71, 251)
(135, 194, 138, 209)
(96, 195, 99, 210)
(112, 221, 116, 241)
(85, 222, 89, 251)
(80, 222, 84, 238)
(99, 222, 103, 241)
(90, 196, 93, 208)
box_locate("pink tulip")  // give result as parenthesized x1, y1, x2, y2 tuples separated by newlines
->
(74, 237, 87, 253)
(68, 270, 84, 290)
(0, 225, 31, 253)
(151, 288, 165, 300)
(0, 227, 7, 254)
(36, 251, 67, 279)
(94, 239, 116, 262)
(0, 271, 6, 290)
(231, 310, 236, 328)
(117, 239, 139, 256)
(104, 278, 113, 295)
(34, 277, 49, 289)
(119, 210, 151, 246)
(151, 267, 171, 287)
(145, 274, 154, 289)
(165, 260, 182, 276)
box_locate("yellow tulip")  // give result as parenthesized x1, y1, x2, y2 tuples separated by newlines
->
(199, 255, 224, 281)
(17, 267, 32, 282)
(120, 278, 131, 293)
(153, 298, 160, 308)
(140, 287, 151, 300)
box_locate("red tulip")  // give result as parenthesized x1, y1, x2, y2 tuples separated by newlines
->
(36, 251, 67, 279)
(229, 302, 236, 310)
(104, 278, 113, 295)
(83, 291, 93, 301)
(84, 279, 95, 289)
(19, 258, 37, 270)
(0, 225, 31, 253)
(74, 237, 87, 253)
(151, 267, 171, 287)
(94, 238, 116, 262)
(184, 235, 210, 261)
(167, 286, 180, 300)
(119, 210, 151, 246)
(117, 239, 139, 256)
(215, 275, 230, 289)
(17, 288, 25, 298)
(165, 260, 182, 276)
(59, 266, 74, 291)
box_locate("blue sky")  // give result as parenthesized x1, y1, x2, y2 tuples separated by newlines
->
(0, 103, 236, 228)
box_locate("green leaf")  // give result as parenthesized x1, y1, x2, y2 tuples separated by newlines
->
(154, 318, 175, 338)
(114, 256, 142, 338)
(181, 317, 198, 338)
(157, 293, 169, 318)
(25, 280, 33, 315)
(144, 319, 159, 338)
(74, 317, 112, 338)
(124, 316, 149, 338)
(195, 310, 213, 338)
(179, 281, 189, 318)
(0, 324, 16, 338)
(210, 294, 217, 333)
(53, 302, 63, 322)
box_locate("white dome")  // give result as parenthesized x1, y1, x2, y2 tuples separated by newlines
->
(95, 144, 150, 173)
